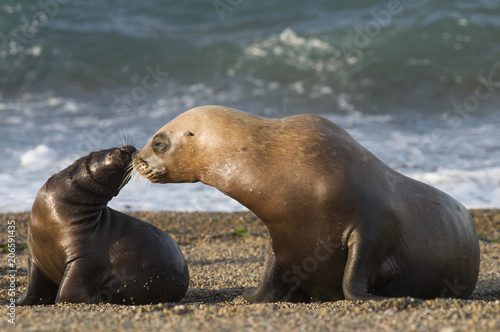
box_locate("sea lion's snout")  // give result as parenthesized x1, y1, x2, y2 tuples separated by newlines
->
(131, 150, 150, 176)
(131, 150, 141, 168)
(120, 145, 137, 156)
(103, 145, 137, 169)
(114, 145, 135, 158)
(117, 145, 137, 164)
(131, 149, 170, 183)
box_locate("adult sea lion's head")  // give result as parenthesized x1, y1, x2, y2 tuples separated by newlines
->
(131, 107, 228, 184)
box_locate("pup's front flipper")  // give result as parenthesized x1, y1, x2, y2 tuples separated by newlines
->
(16, 256, 59, 305)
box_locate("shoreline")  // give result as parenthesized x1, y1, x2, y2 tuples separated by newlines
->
(1, 210, 499, 331)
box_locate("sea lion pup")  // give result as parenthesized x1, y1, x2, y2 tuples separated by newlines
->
(133, 106, 480, 303)
(17, 145, 189, 305)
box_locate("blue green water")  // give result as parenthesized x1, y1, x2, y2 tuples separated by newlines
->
(1, 0, 499, 211)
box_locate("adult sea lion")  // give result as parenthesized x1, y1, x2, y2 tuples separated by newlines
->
(132, 105, 480, 303)
(17, 145, 189, 305)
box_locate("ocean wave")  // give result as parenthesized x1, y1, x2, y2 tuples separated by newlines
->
(1, 0, 499, 115)
(20, 145, 57, 170)
(1, 0, 499, 212)
(410, 167, 500, 208)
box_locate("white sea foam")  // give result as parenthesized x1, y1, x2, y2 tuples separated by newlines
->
(20, 145, 58, 170)
(244, 28, 341, 75)
(1, 93, 498, 212)
(409, 167, 500, 208)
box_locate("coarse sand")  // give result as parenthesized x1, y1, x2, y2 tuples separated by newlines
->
(1, 210, 499, 331)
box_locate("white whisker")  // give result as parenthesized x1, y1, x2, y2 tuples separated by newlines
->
(133, 172, 148, 201)
(118, 169, 133, 191)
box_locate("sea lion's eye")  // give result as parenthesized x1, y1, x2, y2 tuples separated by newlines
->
(151, 133, 169, 152)
(153, 141, 166, 152)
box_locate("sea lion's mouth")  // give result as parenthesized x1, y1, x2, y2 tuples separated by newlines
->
(132, 152, 165, 183)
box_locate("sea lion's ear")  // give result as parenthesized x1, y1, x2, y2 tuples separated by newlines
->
(185, 131, 195, 137)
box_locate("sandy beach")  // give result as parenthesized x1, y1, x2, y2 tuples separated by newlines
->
(1, 210, 499, 331)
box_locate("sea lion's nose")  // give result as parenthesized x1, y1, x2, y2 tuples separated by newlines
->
(120, 145, 137, 155)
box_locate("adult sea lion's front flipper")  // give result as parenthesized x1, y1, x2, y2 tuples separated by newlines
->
(243, 246, 312, 303)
